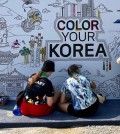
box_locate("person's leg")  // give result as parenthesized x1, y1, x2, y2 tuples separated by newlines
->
(84, 98, 99, 116)
(53, 90, 61, 104)
(72, 98, 99, 117)
(58, 92, 72, 113)
(58, 102, 71, 113)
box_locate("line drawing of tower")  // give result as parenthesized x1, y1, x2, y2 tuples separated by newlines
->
(0, 17, 8, 47)
(56, 7, 63, 18)
(82, 4, 88, 17)
(60, 6, 64, 17)
(36, 47, 40, 66)
(88, 0, 95, 17)
(64, 4, 68, 17)
(82, 0, 96, 17)
(73, 4, 76, 17)
(30, 49, 34, 66)
(36, 33, 43, 67)
(87, 6, 92, 17)
(70, 3, 76, 17)
(76, 0, 82, 17)
(29, 35, 36, 67)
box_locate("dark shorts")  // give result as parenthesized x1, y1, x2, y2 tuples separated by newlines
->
(67, 98, 99, 117)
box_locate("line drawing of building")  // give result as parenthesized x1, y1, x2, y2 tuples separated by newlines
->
(0, 51, 19, 73)
(56, 0, 96, 18)
(64, 4, 68, 17)
(0, 68, 28, 97)
(82, 4, 88, 17)
(30, 49, 34, 67)
(81, 0, 95, 17)
(29, 33, 43, 67)
(29, 35, 36, 67)
(88, 0, 95, 17)
(76, 0, 82, 17)
(0, 51, 28, 97)
(36, 33, 43, 67)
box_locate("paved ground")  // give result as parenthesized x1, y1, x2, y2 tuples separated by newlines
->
(0, 100, 120, 133)
(0, 126, 120, 134)
(0, 100, 120, 128)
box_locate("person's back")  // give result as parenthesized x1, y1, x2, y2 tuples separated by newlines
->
(58, 64, 100, 117)
(14, 60, 60, 117)
(25, 76, 54, 105)
(65, 74, 97, 110)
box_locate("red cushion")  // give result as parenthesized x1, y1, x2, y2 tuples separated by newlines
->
(20, 98, 54, 117)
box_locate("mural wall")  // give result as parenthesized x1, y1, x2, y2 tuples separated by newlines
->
(0, 0, 119, 99)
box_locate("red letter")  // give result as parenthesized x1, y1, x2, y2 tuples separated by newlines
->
(91, 20, 99, 30)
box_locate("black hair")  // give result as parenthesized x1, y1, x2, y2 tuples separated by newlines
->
(41, 60, 55, 72)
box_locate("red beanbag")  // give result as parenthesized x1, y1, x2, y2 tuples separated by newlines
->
(20, 98, 54, 117)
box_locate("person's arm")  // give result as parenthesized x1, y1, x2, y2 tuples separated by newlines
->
(59, 92, 67, 103)
(45, 81, 55, 107)
(46, 97, 54, 107)
(59, 92, 71, 103)
(28, 71, 42, 85)
(86, 77, 96, 90)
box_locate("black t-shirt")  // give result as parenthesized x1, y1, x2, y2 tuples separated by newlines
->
(25, 77, 54, 104)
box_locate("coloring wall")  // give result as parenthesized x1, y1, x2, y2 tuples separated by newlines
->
(0, 0, 119, 99)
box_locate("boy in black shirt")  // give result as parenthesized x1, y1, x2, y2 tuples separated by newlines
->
(20, 60, 60, 116)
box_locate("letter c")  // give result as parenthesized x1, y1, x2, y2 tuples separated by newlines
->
(57, 20, 65, 30)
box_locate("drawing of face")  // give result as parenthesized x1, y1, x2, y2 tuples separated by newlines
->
(30, 35, 35, 41)
(27, 9, 42, 25)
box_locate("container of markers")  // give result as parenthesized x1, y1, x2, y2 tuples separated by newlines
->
(0, 96, 9, 106)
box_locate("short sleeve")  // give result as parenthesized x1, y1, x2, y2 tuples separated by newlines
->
(45, 80, 54, 97)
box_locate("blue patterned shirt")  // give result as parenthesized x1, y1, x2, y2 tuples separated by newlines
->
(61, 74, 97, 110)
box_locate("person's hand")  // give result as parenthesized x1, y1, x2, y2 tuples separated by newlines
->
(28, 71, 42, 86)
(90, 81, 96, 89)
(116, 57, 120, 64)
(28, 78, 33, 85)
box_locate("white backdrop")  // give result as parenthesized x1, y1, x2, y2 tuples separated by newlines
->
(0, 0, 119, 99)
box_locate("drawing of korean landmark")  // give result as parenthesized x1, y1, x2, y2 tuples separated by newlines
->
(0, 17, 8, 47)
(19, 33, 45, 66)
(28, 33, 45, 67)
(0, 68, 28, 97)
(0, 51, 28, 97)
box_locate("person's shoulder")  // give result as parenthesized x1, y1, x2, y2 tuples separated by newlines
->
(44, 77, 53, 85)
(66, 77, 73, 81)
(78, 74, 86, 80)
